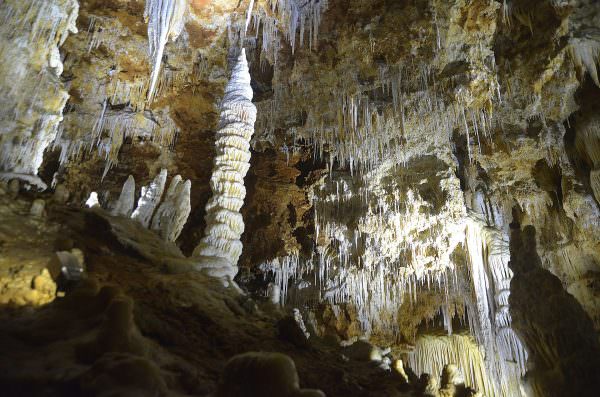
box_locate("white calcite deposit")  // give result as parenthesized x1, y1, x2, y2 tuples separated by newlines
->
(193, 48, 257, 282)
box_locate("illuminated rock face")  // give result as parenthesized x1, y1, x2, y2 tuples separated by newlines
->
(0, 0, 78, 175)
(2, 0, 600, 395)
(463, 215, 527, 397)
(193, 49, 257, 282)
(408, 334, 489, 396)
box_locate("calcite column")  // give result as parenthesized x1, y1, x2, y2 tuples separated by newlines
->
(193, 49, 257, 282)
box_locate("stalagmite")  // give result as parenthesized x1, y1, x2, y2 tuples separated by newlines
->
(151, 175, 191, 242)
(86, 192, 100, 208)
(217, 352, 325, 397)
(111, 175, 136, 217)
(131, 169, 167, 228)
(193, 49, 257, 283)
(144, 0, 187, 102)
(30, 199, 46, 217)
(53, 184, 70, 204)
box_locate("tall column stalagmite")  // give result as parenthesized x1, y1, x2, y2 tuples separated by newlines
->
(193, 49, 257, 284)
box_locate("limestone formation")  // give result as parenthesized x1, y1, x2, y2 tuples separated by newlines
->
(0, 0, 78, 175)
(193, 49, 257, 282)
(217, 352, 325, 397)
(144, 0, 187, 102)
(29, 199, 46, 217)
(53, 184, 70, 204)
(150, 175, 191, 242)
(131, 169, 167, 228)
(509, 225, 600, 397)
(7, 179, 19, 199)
(85, 192, 100, 208)
(1, 0, 600, 396)
(111, 175, 136, 217)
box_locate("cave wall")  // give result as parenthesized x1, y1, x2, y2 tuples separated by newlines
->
(0, 1, 599, 395)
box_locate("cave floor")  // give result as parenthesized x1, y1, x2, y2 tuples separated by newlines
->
(0, 194, 412, 397)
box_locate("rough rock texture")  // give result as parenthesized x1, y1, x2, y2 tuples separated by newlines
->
(1, 0, 600, 396)
(0, 196, 60, 307)
(0, 199, 476, 397)
(217, 352, 325, 397)
(0, 0, 78, 175)
(131, 168, 168, 227)
(509, 224, 600, 397)
(151, 175, 192, 242)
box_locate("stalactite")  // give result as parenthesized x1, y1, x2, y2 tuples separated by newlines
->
(193, 49, 257, 283)
(569, 38, 600, 87)
(407, 334, 492, 397)
(56, 106, 178, 177)
(261, 169, 470, 335)
(267, 0, 329, 53)
(111, 175, 136, 217)
(255, 61, 497, 173)
(131, 168, 168, 228)
(0, 0, 78, 175)
(463, 214, 528, 397)
(247, 0, 328, 66)
(144, 0, 187, 102)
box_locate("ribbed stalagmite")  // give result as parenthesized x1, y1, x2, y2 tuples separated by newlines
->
(193, 48, 257, 282)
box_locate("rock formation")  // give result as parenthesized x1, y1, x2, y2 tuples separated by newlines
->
(217, 352, 325, 397)
(111, 175, 136, 217)
(509, 224, 600, 397)
(0, 0, 78, 175)
(131, 168, 168, 228)
(144, 0, 187, 102)
(193, 48, 257, 282)
(151, 175, 192, 242)
(0, 0, 599, 396)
